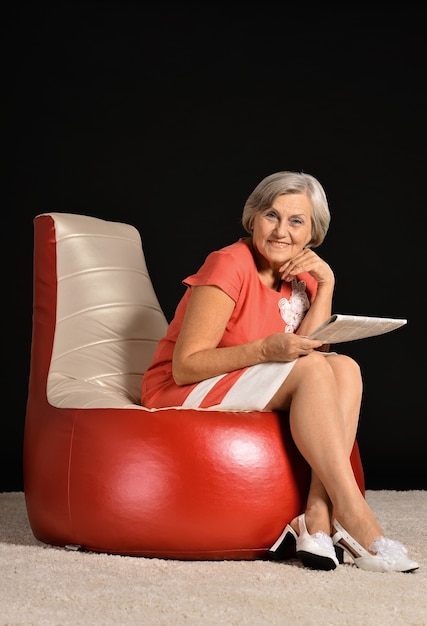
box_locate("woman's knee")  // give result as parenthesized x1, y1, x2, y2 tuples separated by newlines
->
(265, 352, 361, 411)
(292, 352, 362, 389)
(327, 353, 362, 383)
(287, 351, 337, 385)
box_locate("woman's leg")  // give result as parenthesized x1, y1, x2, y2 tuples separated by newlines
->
(264, 351, 384, 550)
(304, 353, 365, 534)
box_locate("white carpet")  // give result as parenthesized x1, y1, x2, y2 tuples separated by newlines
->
(1, 491, 426, 625)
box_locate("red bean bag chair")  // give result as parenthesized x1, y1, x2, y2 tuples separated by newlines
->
(23, 212, 364, 559)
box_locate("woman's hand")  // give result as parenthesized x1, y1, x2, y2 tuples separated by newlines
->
(261, 332, 324, 362)
(279, 248, 334, 286)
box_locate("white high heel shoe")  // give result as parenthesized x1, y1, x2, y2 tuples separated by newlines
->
(269, 514, 338, 571)
(295, 514, 339, 571)
(332, 520, 419, 573)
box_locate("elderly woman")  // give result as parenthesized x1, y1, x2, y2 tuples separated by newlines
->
(142, 171, 418, 573)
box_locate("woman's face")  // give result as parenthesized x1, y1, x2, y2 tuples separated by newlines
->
(251, 193, 312, 270)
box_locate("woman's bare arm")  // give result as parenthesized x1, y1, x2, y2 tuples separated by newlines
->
(172, 285, 323, 385)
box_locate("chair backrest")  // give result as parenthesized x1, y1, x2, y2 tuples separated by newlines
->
(39, 212, 168, 408)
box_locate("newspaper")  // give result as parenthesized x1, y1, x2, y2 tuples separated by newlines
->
(308, 314, 407, 344)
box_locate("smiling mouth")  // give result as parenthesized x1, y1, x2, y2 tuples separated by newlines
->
(268, 240, 289, 248)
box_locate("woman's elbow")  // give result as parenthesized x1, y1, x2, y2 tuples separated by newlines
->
(172, 372, 187, 386)
(172, 361, 193, 386)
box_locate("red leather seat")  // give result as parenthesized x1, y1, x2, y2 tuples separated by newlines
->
(24, 213, 364, 559)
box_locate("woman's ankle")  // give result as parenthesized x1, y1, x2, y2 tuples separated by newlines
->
(303, 504, 332, 536)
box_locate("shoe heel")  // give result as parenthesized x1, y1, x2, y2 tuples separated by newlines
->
(334, 545, 344, 564)
(268, 524, 297, 560)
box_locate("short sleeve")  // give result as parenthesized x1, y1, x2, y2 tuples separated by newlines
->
(183, 247, 246, 302)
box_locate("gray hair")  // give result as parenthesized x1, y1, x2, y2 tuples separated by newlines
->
(241, 171, 331, 248)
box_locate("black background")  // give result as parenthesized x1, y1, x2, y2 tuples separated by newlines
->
(3, 2, 426, 492)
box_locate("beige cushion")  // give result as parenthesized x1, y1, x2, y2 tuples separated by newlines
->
(45, 213, 168, 408)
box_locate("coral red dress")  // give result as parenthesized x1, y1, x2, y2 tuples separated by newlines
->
(141, 238, 318, 410)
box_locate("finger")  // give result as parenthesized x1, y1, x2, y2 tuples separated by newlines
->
(282, 272, 295, 282)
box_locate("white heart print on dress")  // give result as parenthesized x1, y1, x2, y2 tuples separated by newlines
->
(278, 278, 310, 333)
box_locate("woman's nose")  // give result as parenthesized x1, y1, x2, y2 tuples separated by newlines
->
(274, 220, 288, 237)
